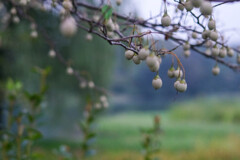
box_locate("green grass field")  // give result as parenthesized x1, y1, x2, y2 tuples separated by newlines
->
(36, 97, 240, 160)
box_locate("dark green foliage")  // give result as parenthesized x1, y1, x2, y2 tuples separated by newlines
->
(141, 115, 162, 160)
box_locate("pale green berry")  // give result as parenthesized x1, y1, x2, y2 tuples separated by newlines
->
(208, 18, 216, 30)
(209, 30, 218, 41)
(86, 33, 93, 41)
(185, 0, 193, 11)
(161, 12, 171, 27)
(49, 49, 56, 58)
(202, 30, 210, 39)
(125, 50, 134, 60)
(192, 0, 203, 8)
(205, 48, 211, 56)
(219, 47, 227, 58)
(227, 47, 234, 57)
(60, 16, 77, 37)
(133, 54, 141, 64)
(93, 15, 100, 22)
(176, 79, 187, 92)
(200, 1, 212, 16)
(174, 67, 183, 78)
(66, 67, 74, 75)
(62, 0, 73, 11)
(192, 32, 198, 39)
(146, 53, 160, 72)
(116, 0, 122, 6)
(88, 81, 95, 88)
(168, 66, 175, 78)
(152, 75, 163, 90)
(205, 40, 212, 48)
(178, 2, 185, 11)
(184, 50, 191, 57)
(212, 65, 220, 75)
(183, 42, 191, 50)
(138, 47, 150, 60)
(211, 45, 219, 56)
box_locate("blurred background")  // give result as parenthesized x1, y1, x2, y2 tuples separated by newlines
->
(1, 0, 240, 160)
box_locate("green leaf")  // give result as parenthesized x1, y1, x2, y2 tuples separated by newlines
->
(15, 81, 23, 90)
(87, 132, 96, 139)
(101, 5, 112, 20)
(26, 128, 42, 140)
(44, 66, 52, 75)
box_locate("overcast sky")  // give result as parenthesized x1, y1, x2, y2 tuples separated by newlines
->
(121, 0, 240, 46)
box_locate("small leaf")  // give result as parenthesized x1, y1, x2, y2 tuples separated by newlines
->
(101, 5, 112, 20)
(26, 128, 42, 140)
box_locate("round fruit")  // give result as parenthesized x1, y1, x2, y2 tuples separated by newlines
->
(209, 30, 218, 41)
(146, 53, 158, 68)
(86, 33, 93, 41)
(88, 81, 95, 88)
(62, 0, 73, 11)
(212, 65, 220, 75)
(202, 30, 210, 39)
(161, 13, 171, 27)
(183, 42, 190, 50)
(227, 47, 234, 57)
(49, 49, 56, 58)
(66, 67, 74, 75)
(219, 47, 227, 58)
(60, 16, 77, 37)
(95, 103, 101, 109)
(178, 2, 185, 11)
(192, 32, 197, 39)
(30, 30, 38, 38)
(146, 53, 160, 72)
(133, 54, 141, 64)
(93, 15, 100, 22)
(176, 79, 187, 92)
(200, 1, 212, 15)
(185, 0, 193, 11)
(174, 67, 183, 78)
(79, 81, 87, 88)
(100, 95, 107, 102)
(103, 101, 109, 108)
(205, 48, 211, 56)
(106, 18, 116, 31)
(168, 66, 175, 78)
(205, 40, 212, 48)
(149, 62, 160, 72)
(138, 47, 150, 60)
(152, 75, 163, 90)
(10, 8, 17, 15)
(208, 18, 216, 30)
(125, 50, 134, 60)
(192, 0, 203, 8)
(116, 0, 122, 6)
(211, 45, 219, 56)
(184, 50, 191, 57)
(174, 79, 180, 89)
(13, 16, 20, 23)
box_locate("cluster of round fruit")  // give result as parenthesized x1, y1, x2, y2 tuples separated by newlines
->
(30, 23, 38, 38)
(59, 0, 78, 37)
(10, 7, 20, 24)
(161, 0, 213, 27)
(125, 47, 187, 92)
(177, 0, 213, 15)
(94, 95, 109, 110)
(201, 39, 237, 75)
